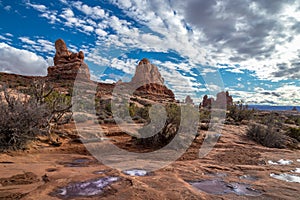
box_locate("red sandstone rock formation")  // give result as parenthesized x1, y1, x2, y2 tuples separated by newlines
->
(131, 58, 164, 86)
(47, 39, 90, 81)
(201, 91, 233, 109)
(130, 58, 174, 102)
(201, 95, 214, 109)
(185, 95, 194, 105)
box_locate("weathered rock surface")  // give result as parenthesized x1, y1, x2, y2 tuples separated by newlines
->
(131, 58, 164, 86)
(201, 91, 233, 109)
(128, 58, 174, 103)
(201, 95, 214, 109)
(185, 95, 194, 105)
(47, 39, 90, 81)
(133, 83, 175, 103)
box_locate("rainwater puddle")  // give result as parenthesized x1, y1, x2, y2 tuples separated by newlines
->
(189, 179, 262, 196)
(268, 159, 293, 165)
(270, 173, 300, 183)
(123, 169, 148, 176)
(239, 175, 259, 181)
(53, 176, 119, 198)
(63, 158, 91, 167)
(291, 168, 300, 173)
(93, 170, 106, 175)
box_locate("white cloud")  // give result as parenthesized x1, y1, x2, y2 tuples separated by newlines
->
(108, 0, 300, 82)
(19, 0, 299, 105)
(26, 1, 59, 24)
(4, 5, 11, 11)
(5, 33, 13, 37)
(0, 43, 48, 76)
(26, 2, 47, 12)
(19, 37, 36, 45)
(95, 28, 107, 37)
(231, 84, 300, 105)
(226, 68, 245, 74)
(59, 0, 68, 4)
(110, 58, 137, 74)
(72, 1, 107, 19)
(0, 35, 12, 42)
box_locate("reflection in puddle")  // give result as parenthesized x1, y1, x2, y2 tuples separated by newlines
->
(123, 169, 148, 176)
(270, 173, 300, 183)
(190, 179, 230, 195)
(93, 170, 106, 175)
(239, 175, 258, 181)
(189, 179, 262, 196)
(291, 168, 300, 174)
(64, 158, 91, 167)
(268, 159, 293, 165)
(54, 176, 119, 198)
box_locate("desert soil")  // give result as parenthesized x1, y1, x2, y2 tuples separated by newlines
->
(0, 124, 299, 200)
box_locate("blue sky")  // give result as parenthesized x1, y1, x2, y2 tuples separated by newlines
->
(0, 0, 299, 105)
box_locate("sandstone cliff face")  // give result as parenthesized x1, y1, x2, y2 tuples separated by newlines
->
(47, 39, 90, 81)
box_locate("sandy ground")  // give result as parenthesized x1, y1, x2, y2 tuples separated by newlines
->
(0, 124, 299, 200)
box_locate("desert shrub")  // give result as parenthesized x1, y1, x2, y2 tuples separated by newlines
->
(227, 101, 254, 123)
(128, 102, 137, 117)
(287, 127, 300, 141)
(260, 112, 284, 127)
(44, 91, 72, 123)
(0, 90, 48, 150)
(0, 80, 72, 151)
(199, 109, 211, 122)
(135, 105, 150, 120)
(285, 116, 300, 126)
(247, 123, 287, 149)
(134, 103, 180, 147)
(134, 103, 198, 148)
(73, 113, 90, 123)
(105, 102, 112, 113)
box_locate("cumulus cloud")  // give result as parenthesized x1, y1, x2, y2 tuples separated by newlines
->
(231, 84, 300, 106)
(108, 0, 300, 81)
(18, 0, 300, 104)
(26, 1, 60, 24)
(0, 43, 48, 76)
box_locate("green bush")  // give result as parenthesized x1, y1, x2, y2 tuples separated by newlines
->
(287, 127, 300, 141)
(135, 105, 150, 120)
(128, 102, 137, 117)
(247, 123, 286, 149)
(227, 101, 254, 123)
(134, 103, 198, 147)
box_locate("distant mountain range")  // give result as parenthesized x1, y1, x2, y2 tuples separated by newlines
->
(247, 105, 299, 111)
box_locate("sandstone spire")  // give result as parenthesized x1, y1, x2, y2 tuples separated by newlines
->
(130, 58, 164, 86)
(47, 39, 90, 80)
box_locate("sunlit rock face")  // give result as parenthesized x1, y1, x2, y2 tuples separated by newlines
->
(128, 58, 175, 102)
(47, 39, 90, 80)
(131, 58, 164, 86)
